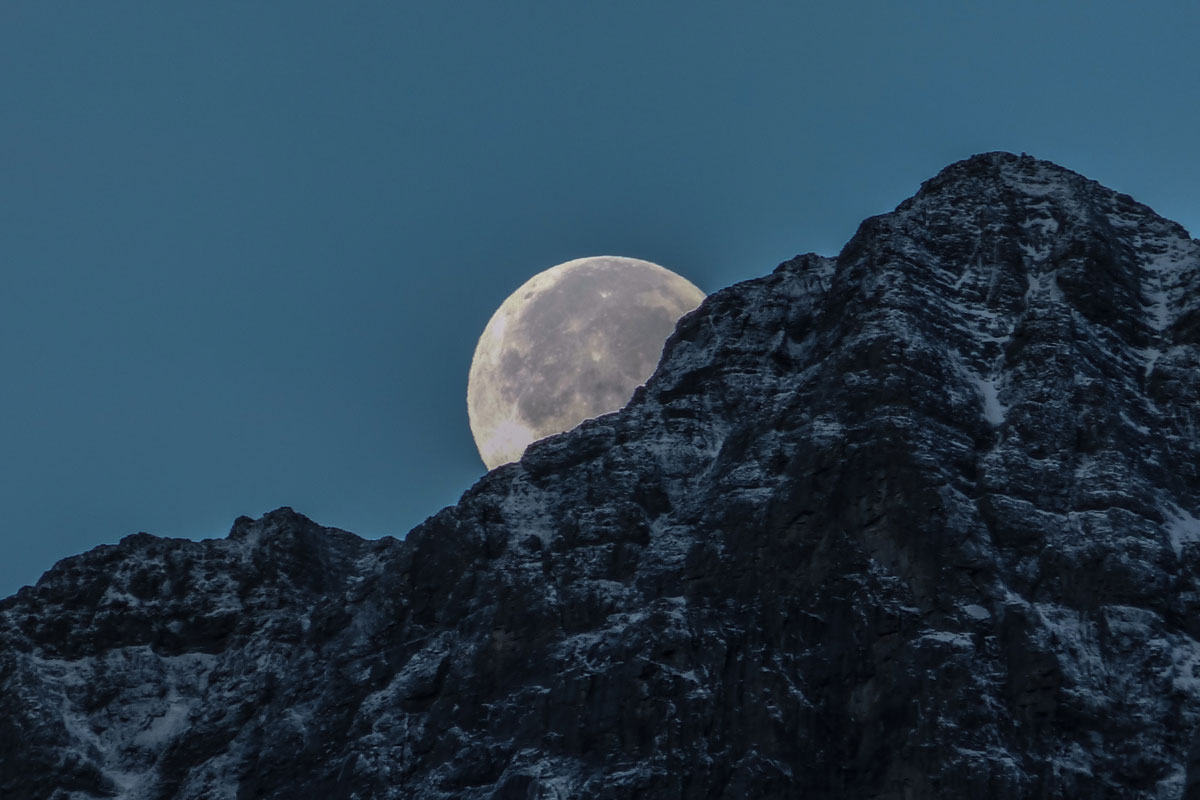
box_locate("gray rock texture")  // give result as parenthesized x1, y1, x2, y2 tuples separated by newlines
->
(3, 152, 1200, 799)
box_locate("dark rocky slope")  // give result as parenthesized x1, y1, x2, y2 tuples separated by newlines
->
(3, 152, 1200, 799)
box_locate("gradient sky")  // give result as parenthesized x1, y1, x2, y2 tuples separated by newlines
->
(2, 1, 1198, 597)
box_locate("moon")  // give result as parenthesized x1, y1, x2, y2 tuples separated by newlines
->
(468, 256, 706, 470)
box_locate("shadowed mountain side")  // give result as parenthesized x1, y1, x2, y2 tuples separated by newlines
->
(3, 152, 1200, 799)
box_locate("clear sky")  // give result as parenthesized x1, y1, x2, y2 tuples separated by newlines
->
(2, 1, 1198, 597)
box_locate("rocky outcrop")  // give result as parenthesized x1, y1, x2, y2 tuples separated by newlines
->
(3, 152, 1200, 799)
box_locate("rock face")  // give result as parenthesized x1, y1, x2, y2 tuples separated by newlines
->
(4, 152, 1200, 799)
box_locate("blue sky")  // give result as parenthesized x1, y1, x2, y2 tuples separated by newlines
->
(2, 1, 1198, 596)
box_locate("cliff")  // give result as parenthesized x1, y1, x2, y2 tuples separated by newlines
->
(3, 152, 1200, 799)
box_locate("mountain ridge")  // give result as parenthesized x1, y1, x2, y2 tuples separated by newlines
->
(4, 151, 1200, 799)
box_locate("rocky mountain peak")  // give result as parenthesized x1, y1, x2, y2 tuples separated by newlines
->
(3, 153, 1200, 799)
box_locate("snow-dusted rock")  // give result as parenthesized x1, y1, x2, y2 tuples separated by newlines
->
(3, 152, 1200, 799)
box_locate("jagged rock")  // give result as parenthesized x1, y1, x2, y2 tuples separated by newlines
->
(3, 152, 1200, 799)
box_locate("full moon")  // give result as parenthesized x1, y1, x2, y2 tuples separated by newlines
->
(468, 256, 706, 470)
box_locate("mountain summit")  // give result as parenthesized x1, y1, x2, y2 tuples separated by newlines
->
(3, 153, 1200, 799)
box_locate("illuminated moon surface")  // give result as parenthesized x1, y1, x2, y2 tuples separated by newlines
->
(468, 256, 706, 470)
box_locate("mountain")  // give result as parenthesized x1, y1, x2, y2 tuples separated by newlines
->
(3, 152, 1200, 799)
